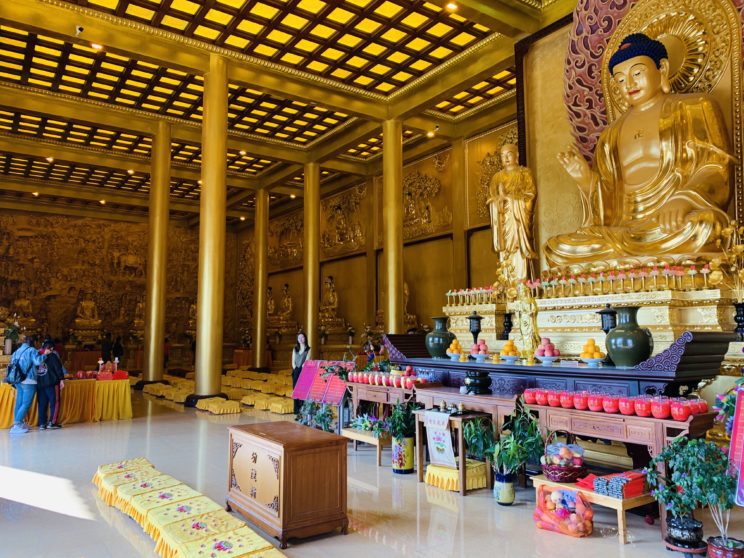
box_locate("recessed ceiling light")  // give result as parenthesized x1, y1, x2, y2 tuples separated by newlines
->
(426, 125, 440, 139)
(240, 216, 246, 221)
(45, 156, 54, 163)
(99, 199, 106, 205)
(91, 43, 104, 51)
(239, 150, 247, 156)
(197, 179, 202, 185)
(290, 194, 296, 199)
(127, 169, 134, 175)
(32, 191, 39, 197)
(446, 2, 458, 11)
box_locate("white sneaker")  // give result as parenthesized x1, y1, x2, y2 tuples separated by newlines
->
(9, 424, 27, 435)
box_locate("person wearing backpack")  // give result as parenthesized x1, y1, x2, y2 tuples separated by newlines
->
(7, 336, 48, 435)
(37, 338, 65, 430)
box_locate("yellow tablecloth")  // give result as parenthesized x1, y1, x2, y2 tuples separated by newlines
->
(0, 379, 132, 428)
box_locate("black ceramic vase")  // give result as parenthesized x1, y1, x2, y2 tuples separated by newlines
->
(464, 370, 492, 395)
(605, 306, 653, 368)
(667, 517, 704, 549)
(425, 316, 456, 359)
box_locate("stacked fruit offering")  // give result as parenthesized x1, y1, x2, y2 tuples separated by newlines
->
(471, 339, 489, 359)
(346, 365, 428, 389)
(500, 340, 520, 359)
(535, 338, 560, 358)
(579, 339, 605, 360)
(447, 339, 463, 359)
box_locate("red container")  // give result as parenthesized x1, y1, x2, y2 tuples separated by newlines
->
(573, 391, 589, 410)
(547, 390, 562, 407)
(587, 394, 604, 412)
(698, 399, 709, 413)
(559, 391, 574, 409)
(523, 388, 537, 405)
(671, 401, 691, 422)
(535, 389, 549, 406)
(651, 398, 671, 419)
(634, 397, 652, 417)
(619, 397, 635, 416)
(688, 399, 703, 415)
(602, 396, 619, 414)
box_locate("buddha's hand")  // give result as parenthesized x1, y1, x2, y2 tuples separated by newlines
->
(658, 199, 693, 233)
(557, 145, 593, 190)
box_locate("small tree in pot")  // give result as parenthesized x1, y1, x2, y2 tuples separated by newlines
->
(386, 401, 417, 474)
(645, 437, 741, 554)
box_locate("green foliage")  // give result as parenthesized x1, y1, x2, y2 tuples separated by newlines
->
(296, 400, 335, 432)
(714, 377, 743, 435)
(363, 359, 391, 373)
(320, 364, 350, 382)
(492, 397, 544, 474)
(462, 418, 495, 460)
(3, 321, 20, 342)
(386, 401, 416, 440)
(348, 413, 388, 438)
(645, 437, 737, 543)
(492, 433, 526, 475)
(296, 400, 319, 427)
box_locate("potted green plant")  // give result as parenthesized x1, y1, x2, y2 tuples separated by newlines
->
(385, 401, 416, 474)
(313, 403, 335, 432)
(645, 437, 740, 553)
(296, 399, 319, 427)
(463, 417, 495, 461)
(492, 399, 543, 505)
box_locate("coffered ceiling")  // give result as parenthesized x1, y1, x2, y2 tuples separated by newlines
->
(0, 0, 573, 224)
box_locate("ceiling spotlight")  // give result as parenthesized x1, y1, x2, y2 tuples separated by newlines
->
(91, 43, 104, 51)
(426, 125, 440, 138)
(127, 169, 135, 175)
(290, 194, 296, 199)
(240, 216, 246, 221)
(239, 150, 247, 156)
(32, 191, 39, 197)
(99, 199, 106, 205)
(45, 156, 54, 163)
(197, 179, 202, 185)
(446, 2, 458, 11)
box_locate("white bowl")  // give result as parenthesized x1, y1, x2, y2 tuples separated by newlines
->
(535, 355, 558, 366)
(581, 357, 604, 368)
(500, 355, 519, 364)
(473, 353, 489, 363)
(446, 352, 460, 361)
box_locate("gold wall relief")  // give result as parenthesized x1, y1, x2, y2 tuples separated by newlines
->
(466, 121, 519, 229)
(268, 210, 303, 271)
(402, 170, 452, 241)
(320, 183, 367, 258)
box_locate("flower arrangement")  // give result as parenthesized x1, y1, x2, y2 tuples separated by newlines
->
(320, 363, 351, 382)
(348, 413, 388, 438)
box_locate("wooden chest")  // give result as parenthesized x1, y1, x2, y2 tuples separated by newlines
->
(227, 422, 348, 548)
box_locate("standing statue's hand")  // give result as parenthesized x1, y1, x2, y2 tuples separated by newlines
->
(557, 145, 593, 189)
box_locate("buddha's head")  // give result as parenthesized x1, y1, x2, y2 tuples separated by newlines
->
(609, 33, 670, 107)
(500, 143, 519, 171)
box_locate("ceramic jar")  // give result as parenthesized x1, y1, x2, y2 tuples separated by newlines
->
(425, 317, 456, 359)
(605, 306, 653, 368)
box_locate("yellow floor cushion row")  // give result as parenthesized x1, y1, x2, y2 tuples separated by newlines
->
(144, 383, 170, 397)
(268, 397, 295, 415)
(92, 458, 284, 558)
(204, 399, 242, 415)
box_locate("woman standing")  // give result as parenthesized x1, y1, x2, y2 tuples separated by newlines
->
(37, 339, 65, 430)
(291, 332, 310, 414)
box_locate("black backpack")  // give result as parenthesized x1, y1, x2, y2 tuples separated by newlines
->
(5, 347, 30, 385)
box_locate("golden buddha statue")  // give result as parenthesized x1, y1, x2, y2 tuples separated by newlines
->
(320, 275, 345, 332)
(12, 290, 37, 332)
(488, 143, 537, 280)
(279, 283, 293, 320)
(546, 33, 733, 267)
(512, 282, 541, 361)
(266, 287, 276, 317)
(75, 291, 101, 328)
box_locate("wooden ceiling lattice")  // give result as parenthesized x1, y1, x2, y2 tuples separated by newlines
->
(59, 0, 491, 95)
(431, 67, 517, 116)
(343, 128, 417, 160)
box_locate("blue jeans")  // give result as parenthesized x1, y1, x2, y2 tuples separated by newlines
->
(13, 383, 36, 424)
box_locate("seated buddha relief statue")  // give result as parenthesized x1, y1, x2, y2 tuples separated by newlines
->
(546, 33, 734, 267)
(319, 275, 345, 332)
(75, 291, 101, 328)
(12, 290, 37, 332)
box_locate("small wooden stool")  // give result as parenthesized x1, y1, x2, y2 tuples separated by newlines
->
(342, 428, 390, 467)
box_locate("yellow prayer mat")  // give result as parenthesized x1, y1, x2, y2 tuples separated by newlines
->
(204, 399, 241, 415)
(176, 526, 280, 558)
(130, 485, 203, 527)
(94, 457, 154, 478)
(268, 397, 294, 415)
(195, 397, 226, 411)
(424, 460, 488, 492)
(144, 383, 169, 397)
(155, 510, 245, 558)
(114, 475, 181, 512)
(96, 467, 162, 506)
(144, 496, 224, 537)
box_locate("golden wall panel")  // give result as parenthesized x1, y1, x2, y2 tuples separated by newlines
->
(524, 25, 587, 271)
(465, 121, 519, 230)
(237, 229, 255, 335)
(320, 183, 368, 259)
(468, 228, 500, 289)
(268, 209, 303, 272)
(320, 255, 369, 335)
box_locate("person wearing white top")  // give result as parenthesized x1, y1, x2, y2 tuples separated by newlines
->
(291, 332, 310, 414)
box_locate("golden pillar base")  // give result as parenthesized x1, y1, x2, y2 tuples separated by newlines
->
(443, 302, 508, 350)
(533, 289, 735, 357)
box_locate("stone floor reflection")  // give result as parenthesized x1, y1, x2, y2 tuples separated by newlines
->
(0, 391, 740, 557)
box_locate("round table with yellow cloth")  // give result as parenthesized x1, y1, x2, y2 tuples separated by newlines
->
(0, 379, 132, 428)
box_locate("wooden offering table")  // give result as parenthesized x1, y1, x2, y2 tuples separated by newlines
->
(414, 385, 517, 430)
(532, 475, 655, 544)
(227, 422, 348, 549)
(414, 409, 493, 496)
(349, 383, 414, 411)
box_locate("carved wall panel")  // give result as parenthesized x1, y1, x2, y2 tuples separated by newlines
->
(320, 183, 367, 258)
(465, 121, 519, 229)
(268, 210, 303, 271)
(237, 230, 255, 328)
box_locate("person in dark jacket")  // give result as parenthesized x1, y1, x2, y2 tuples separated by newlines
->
(291, 332, 311, 414)
(101, 332, 113, 363)
(112, 336, 124, 362)
(37, 339, 66, 430)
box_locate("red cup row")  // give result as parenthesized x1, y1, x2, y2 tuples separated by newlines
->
(523, 388, 708, 421)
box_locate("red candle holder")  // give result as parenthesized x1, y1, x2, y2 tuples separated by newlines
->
(634, 397, 652, 417)
(559, 391, 574, 409)
(573, 391, 589, 410)
(523, 388, 537, 405)
(688, 399, 703, 415)
(602, 395, 620, 414)
(651, 397, 671, 419)
(698, 399, 709, 413)
(587, 393, 604, 412)
(547, 390, 562, 407)
(671, 401, 691, 422)
(619, 397, 635, 416)
(535, 389, 549, 406)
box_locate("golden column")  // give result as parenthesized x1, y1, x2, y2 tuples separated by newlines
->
(188, 54, 228, 405)
(141, 120, 171, 387)
(383, 119, 404, 333)
(450, 138, 468, 288)
(252, 188, 269, 368)
(303, 162, 320, 355)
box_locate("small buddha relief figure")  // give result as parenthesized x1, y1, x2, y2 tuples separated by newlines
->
(266, 287, 276, 317)
(12, 290, 33, 318)
(319, 275, 345, 332)
(279, 283, 293, 321)
(488, 143, 537, 281)
(75, 291, 100, 327)
(512, 282, 541, 360)
(547, 33, 733, 266)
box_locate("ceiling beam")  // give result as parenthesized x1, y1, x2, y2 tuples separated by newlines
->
(427, 0, 539, 37)
(454, 96, 518, 139)
(307, 121, 382, 164)
(0, 197, 149, 223)
(388, 36, 515, 120)
(404, 115, 457, 139)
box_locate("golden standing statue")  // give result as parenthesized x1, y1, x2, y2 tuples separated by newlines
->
(547, 33, 733, 266)
(279, 283, 293, 320)
(488, 143, 536, 281)
(512, 282, 541, 360)
(266, 287, 275, 317)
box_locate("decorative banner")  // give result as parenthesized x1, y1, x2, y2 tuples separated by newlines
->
(292, 360, 349, 405)
(424, 411, 457, 468)
(729, 391, 744, 506)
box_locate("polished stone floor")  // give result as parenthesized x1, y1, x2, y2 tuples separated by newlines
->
(1, 391, 741, 557)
